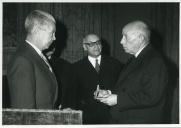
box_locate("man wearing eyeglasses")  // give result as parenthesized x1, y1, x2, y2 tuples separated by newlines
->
(71, 33, 122, 124)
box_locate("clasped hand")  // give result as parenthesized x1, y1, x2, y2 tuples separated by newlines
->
(94, 85, 117, 106)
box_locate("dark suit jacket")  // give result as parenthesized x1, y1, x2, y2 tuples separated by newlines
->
(110, 44, 168, 124)
(48, 56, 73, 109)
(7, 42, 58, 109)
(72, 55, 122, 124)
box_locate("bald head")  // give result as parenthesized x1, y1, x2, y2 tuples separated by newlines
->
(120, 21, 150, 55)
(83, 34, 100, 44)
(123, 21, 150, 43)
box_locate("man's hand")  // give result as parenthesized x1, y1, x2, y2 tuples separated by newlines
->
(62, 108, 72, 111)
(58, 104, 62, 109)
(94, 85, 100, 99)
(97, 94, 117, 106)
(94, 85, 111, 99)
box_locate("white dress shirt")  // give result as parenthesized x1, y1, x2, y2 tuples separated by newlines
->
(88, 55, 101, 68)
(135, 44, 148, 58)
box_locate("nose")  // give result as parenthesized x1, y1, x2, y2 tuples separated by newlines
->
(52, 33, 56, 41)
(93, 44, 99, 49)
(94, 44, 101, 51)
(120, 38, 124, 45)
(120, 36, 125, 45)
(53, 36, 56, 41)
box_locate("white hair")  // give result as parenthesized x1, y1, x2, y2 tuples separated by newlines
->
(25, 10, 56, 34)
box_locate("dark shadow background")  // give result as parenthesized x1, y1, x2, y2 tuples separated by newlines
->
(54, 20, 68, 57)
(150, 28, 179, 123)
(101, 38, 111, 56)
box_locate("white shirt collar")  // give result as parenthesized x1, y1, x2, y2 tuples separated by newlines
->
(135, 44, 148, 58)
(25, 40, 42, 56)
(88, 55, 101, 68)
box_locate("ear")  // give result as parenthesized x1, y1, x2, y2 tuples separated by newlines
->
(138, 34, 145, 43)
(83, 44, 87, 51)
(82, 38, 88, 51)
(31, 24, 40, 34)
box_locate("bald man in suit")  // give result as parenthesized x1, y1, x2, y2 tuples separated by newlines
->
(96, 21, 168, 124)
(72, 34, 122, 124)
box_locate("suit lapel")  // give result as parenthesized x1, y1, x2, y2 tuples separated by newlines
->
(25, 43, 57, 80)
(24, 43, 58, 104)
(85, 57, 99, 74)
(99, 55, 104, 72)
(115, 57, 138, 88)
(36, 53, 58, 105)
(115, 45, 152, 89)
(87, 55, 104, 74)
(99, 55, 106, 75)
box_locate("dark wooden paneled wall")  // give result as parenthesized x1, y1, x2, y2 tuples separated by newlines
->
(3, 3, 179, 123)
(3, 3, 179, 63)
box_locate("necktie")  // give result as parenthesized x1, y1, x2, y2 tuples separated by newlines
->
(40, 53, 53, 73)
(123, 56, 135, 69)
(126, 56, 134, 65)
(95, 59, 100, 73)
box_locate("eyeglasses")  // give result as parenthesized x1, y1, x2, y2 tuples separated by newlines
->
(84, 40, 101, 47)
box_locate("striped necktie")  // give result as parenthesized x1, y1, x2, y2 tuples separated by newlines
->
(95, 59, 100, 73)
(40, 53, 53, 73)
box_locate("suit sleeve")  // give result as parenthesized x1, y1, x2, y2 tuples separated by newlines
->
(114, 58, 168, 111)
(7, 56, 36, 108)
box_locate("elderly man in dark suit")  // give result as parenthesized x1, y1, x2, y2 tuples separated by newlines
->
(7, 10, 58, 109)
(72, 34, 122, 124)
(96, 21, 168, 124)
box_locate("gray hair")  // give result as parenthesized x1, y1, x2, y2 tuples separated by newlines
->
(125, 20, 150, 44)
(25, 10, 55, 34)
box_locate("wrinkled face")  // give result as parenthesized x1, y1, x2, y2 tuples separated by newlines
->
(38, 23, 56, 50)
(120, 26, 142, 55)
(83, 35, 102, 58)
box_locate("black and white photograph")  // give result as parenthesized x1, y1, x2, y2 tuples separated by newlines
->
(1, 0, 180, 126)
